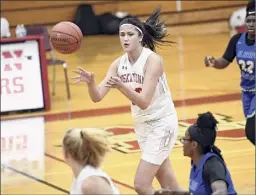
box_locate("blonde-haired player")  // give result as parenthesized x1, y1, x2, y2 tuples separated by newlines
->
(62, 128, 120, 194)
(72, 7, 182, 194)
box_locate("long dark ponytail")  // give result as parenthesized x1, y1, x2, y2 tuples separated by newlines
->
(142, 7, 175, 51)
(201, 145, 224, 161)
(119, 7, 175, 52)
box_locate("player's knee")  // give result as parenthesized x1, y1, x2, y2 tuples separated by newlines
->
(134, 178, 150, 194)
(134, 182, 145, 194)
(245, 115, 255, 145)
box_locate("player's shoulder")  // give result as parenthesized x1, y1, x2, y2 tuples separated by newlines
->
(204, 156, 225, 171)
(110, 56, 122, 69)
(230, 33, 243, 43)
(81, 176, 104, 193)
(145, 52, 164, 73)
(205, 155, 222, 164)
(81, 175, 113, 194)
(147, 52, 162, 64)
(113, 56, 122, 64)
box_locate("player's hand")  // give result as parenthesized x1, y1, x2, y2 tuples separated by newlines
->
(105, 76, 124, 89)
(71, 66, 95, 84)
(204, 56, 216, 67)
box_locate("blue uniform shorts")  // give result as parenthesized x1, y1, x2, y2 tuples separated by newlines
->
(242, 91, 255, 118)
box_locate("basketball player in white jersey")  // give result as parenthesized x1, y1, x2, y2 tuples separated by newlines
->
(62, 128, 120, 194)
(72, 7, 182, 195)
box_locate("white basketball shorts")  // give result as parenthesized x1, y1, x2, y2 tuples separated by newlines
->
(134, 113, 178, 165)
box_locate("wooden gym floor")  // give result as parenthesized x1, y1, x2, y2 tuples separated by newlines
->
(1, 31, 255, 194)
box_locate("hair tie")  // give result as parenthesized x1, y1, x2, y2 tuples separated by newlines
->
(246, 10, 255, 17)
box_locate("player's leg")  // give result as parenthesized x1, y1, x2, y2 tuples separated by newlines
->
(133, 122, 159, 195)
(134, 114, 180, 194)
(245, 94, 255, 145)
(246, 115, 255, 145)
(134, 159, 161, 195)
(133, 122, 160, 195)
(241, 91, 251, 118)
(155, 115, 181, 190)
(155, 158, 182, 190)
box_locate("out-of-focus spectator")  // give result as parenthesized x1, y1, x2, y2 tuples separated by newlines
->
(1, 18, 11, 38)
(229, 7, 247, 37)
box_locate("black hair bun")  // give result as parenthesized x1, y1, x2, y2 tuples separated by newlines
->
(196, 112, 218, 130)
(246, 0, 255, 12)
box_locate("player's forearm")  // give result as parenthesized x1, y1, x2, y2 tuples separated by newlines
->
(118, 85, 150, 110)
(212, 188, 228, 195)
(213, 58, 230, 69)
(211, 180, 228, 195)
(87, 82, 102, 103)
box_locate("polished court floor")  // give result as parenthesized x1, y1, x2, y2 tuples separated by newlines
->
(1, 31, 255, 194)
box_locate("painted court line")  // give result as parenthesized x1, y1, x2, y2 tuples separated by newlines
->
(1, 93, 241, 122)
(4, 165, 69, 194)
(45, 153, 135, 190)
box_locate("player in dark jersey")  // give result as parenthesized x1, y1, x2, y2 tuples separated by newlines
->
(180, 112, 237, 195)
(204, 0, 255, 145)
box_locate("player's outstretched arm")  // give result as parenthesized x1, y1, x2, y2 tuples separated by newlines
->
(204, 33, 240, 70)
(204, 56, 230, 69)
(71, 58, 120, 102)
(90, 58, 120, 102)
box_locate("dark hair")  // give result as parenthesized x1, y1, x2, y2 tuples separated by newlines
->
(189, 112, 224, 161)
(246, 0, 255, 17)
(119, 7, 175, 52)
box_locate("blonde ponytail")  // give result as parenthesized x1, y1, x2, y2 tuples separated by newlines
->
(63, 128, 110, 167)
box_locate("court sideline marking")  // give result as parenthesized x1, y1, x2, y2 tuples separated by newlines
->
(1, 93, 241, 122)
(4, 165, 69, 194)
(45, 153, 135, 190)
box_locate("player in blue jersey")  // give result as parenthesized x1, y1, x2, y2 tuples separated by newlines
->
(204, 0, 255, 145)
(180, 112, 237, 195)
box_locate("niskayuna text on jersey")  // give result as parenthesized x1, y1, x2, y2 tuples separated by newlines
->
(119, 73, 144, 84)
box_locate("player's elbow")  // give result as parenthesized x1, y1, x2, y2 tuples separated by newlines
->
(139, 101, 151, 110)
(139, 105, 148, 110)
(92, 97, 101, 103)
(91, 93, 103, 103)
(212, 188, 228, 195)
(91, 95, 102, 103)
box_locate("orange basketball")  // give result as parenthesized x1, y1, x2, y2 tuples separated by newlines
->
(50, 21, 83, 54)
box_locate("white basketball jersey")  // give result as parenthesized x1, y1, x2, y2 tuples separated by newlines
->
(70, 165, 120, 194)
(117, 47, 176, 123)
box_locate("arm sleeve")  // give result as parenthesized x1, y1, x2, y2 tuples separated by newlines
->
(203, 157, 227, 186)
(222, 33, 242, 63)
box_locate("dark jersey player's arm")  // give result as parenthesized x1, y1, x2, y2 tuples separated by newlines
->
(213, 33, 242, 69)
(203, 156, 228, 194)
